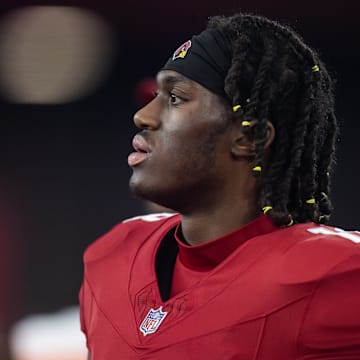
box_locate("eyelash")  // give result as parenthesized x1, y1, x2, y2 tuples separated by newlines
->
(154, 91, 185, 106)
(169, 93, 181, 105)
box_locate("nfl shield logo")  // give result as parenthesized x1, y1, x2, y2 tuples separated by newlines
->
(139, 306, 168, 336)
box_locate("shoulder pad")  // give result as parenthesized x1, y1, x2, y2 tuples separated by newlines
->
(280, 224, 360, 284)
(83, 212, 179, 262)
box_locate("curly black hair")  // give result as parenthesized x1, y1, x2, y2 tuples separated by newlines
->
(207, 14, 338, 226)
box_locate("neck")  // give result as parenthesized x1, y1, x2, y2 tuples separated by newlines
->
(180, 196, 259, 246)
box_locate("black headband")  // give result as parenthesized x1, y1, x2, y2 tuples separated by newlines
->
(162, 29, 232, 97)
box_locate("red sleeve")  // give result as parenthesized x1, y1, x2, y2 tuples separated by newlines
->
(298, 255, 360, 359)
(79, 284, 86, 335)
(79, 280, 91, 349)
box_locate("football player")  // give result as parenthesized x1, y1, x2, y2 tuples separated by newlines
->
(80, 13, 360, 359)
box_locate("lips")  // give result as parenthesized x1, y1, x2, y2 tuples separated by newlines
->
(128, 134, 152, 167)
(132, 134, 151, 153)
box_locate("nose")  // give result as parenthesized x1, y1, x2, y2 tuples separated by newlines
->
(133, 99, 160, 130)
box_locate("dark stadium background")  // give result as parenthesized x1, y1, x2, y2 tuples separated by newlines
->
(0, 0, 358, 345)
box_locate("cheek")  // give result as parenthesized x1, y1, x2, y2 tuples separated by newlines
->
(155, 104, 229, 179)
(160, 129, 218, 178)
(161, 109, 211, 153)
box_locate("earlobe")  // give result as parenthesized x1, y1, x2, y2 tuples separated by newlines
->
(230, 120, 275, 158)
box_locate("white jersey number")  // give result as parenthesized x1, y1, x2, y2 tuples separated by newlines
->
(307, 227, 360, 243)
(123, 212, 176, 223)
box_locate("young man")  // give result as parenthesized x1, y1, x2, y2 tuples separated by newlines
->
(80, 13, 360, 359)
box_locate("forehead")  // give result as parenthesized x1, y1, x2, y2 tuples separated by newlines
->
(156, 70, 198, 88)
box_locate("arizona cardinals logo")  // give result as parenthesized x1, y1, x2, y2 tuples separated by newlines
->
(172, 40, 192, 60)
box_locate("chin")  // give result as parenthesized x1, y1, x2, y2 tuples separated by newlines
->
(128, 174, 146, 198)
(129, 175, 179, 211)
(129, 174, 159, 202)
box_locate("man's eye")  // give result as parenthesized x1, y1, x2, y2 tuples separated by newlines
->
(170, 93, 180, 105)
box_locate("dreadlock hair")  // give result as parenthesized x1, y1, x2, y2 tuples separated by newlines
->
(207, 13, 338, 227)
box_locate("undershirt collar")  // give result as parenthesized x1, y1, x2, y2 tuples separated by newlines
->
(174, 215, 277, 271)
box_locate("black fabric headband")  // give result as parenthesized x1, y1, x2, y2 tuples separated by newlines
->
(162, 29, 232, 97)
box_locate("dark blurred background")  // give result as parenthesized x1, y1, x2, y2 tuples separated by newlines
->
(0, 0, 359, 358)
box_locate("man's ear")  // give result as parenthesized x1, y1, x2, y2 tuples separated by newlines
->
(231, 120, 275, 158)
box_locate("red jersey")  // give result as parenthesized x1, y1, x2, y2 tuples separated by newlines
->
(80, 214, 360, 359)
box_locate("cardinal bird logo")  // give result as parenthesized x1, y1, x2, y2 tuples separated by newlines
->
(172, 40, 192, 60)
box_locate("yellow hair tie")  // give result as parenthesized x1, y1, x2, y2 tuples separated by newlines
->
(242, 120, 251, 127)
(233, 105, 241, 112)
(252, 166, 262, 172)
(287, 218, 294, 227)
(262, 206, 273, 215)
(312, 65, 320, 72)
(306, 198, 316, 204)
(320, 192, 328, 201)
